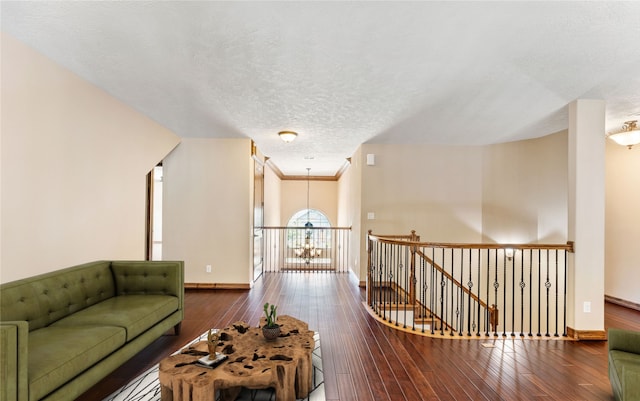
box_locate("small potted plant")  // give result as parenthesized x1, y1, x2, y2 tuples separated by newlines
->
(262, 302, 280, 341)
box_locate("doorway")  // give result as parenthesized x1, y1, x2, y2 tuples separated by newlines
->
(253, 160, 264, 280)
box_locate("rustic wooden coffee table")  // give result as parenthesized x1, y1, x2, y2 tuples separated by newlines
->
(158, 315, 314, 401)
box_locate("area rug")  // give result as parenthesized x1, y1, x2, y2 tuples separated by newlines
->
(103, 331, 325, 401)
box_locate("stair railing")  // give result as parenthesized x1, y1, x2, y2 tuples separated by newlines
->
(261, 226, 351, 272)
(367, 230, 574, 337)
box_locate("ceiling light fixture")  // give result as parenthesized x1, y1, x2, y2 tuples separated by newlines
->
(278, 131, 298, 143)
(607, 120, 640, 149)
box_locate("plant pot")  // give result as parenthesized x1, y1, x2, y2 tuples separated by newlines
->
(262, 325, 281, 341)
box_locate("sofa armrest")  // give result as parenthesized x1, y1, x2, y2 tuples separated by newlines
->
(609, 328, 640, 354)
(0, 321, 29, 401)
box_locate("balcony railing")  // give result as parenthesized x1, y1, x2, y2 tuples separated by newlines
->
(367, 230, 574, 337)
(260, 227, 351, 272)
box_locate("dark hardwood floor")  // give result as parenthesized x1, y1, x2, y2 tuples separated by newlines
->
(77, 272, 640, 401)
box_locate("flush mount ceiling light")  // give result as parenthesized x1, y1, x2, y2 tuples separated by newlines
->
(607, 120, 640, 149)
(278, 131, 298, 143)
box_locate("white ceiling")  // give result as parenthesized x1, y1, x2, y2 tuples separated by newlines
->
(2, 1, 639, 176)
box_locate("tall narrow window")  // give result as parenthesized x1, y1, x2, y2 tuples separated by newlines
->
(146, 164, 163, 261)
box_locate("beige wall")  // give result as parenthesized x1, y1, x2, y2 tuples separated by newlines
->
(280, 180, 338, 227)
(161, 138, 253, 285)
(337, 165, 353, 228)
(357, 143, 484, 280)
(355, 136, 569, 282)
(360, 143, 484, 241)
(343, 148, 360, 280)
(482, 131, 568, 244)
(263, 164, 282, 227)
(605, 141, 640, 305)
(0, 33, 180, 282)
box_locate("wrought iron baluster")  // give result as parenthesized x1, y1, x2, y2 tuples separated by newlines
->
(485, 249, 490, 336)
(509, 249, 514, 337)
(554, 249, 559, 337)
(476, 249, 482, 337)
(430, 247, 436, 335)
(466, 248, 473, 336)
(439, 248, 445, 335)
(519, 248, 525, 337)
(459, 248, 465, 336)
(449, 248, 454, 336)
(545, 250, 550, 337)
(537, 249, 542, 337)
(493, 249, 500, 337)
(528, 249, 533, 336)
(421, 252, 427, 333)
(398, 244, 405, 328)
(563, 248, 568, 337)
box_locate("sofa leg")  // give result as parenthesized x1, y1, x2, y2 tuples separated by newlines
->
(174, 323, 182, 335)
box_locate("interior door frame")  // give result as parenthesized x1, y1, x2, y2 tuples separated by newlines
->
(252, 144, 265, 281)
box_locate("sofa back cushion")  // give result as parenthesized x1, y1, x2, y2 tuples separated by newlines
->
(111, 261, 183, 297)
(0, 261, 116, 331)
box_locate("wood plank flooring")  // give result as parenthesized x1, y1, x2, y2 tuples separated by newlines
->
(77, 271, 640, 401)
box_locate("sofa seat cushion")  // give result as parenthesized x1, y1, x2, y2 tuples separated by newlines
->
(51, 294, 179, 341)
(610, 350, 640, 398)
(29, 325, 126, 401)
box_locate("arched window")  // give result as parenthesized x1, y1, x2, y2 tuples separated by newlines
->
(286, 209, 331, 259)
(287, 209, 331, 228)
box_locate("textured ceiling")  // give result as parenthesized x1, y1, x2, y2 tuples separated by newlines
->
(2, 1, 639, 176)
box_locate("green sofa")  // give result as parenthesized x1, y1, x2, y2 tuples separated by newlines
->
(608, 328, 640, 401)
(0, 260, 184, 401)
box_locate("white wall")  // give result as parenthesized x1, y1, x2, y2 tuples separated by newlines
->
(0, 33, 180, 282)
(162, 138, 253, 285)
(605, 140, 640, 305)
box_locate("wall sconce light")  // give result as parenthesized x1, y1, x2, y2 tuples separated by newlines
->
(505, 248, 514, 260)
(278, 131, 298, 143)
(607, 120, 640, 149)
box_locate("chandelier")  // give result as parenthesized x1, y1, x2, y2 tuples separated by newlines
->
(607, 120, 640, 149)
(294, 168, 321, 264)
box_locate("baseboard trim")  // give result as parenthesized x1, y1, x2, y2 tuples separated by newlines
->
(605, 295, 640, 312)
(185, 283, 250, 290)
(359, 280, 366, 288)
(566, 326, 607, 341)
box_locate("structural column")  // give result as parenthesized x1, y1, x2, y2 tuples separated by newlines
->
(567, 99, 606, 339)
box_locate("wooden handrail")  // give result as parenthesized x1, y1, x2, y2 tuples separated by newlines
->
(370, 234, 574, 252)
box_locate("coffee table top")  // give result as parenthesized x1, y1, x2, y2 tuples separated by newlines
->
(159, 315, 314, 401)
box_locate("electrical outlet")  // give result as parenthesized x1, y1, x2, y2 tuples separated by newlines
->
(583, 301, 591, 313)
(206, 265, 212, 273)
